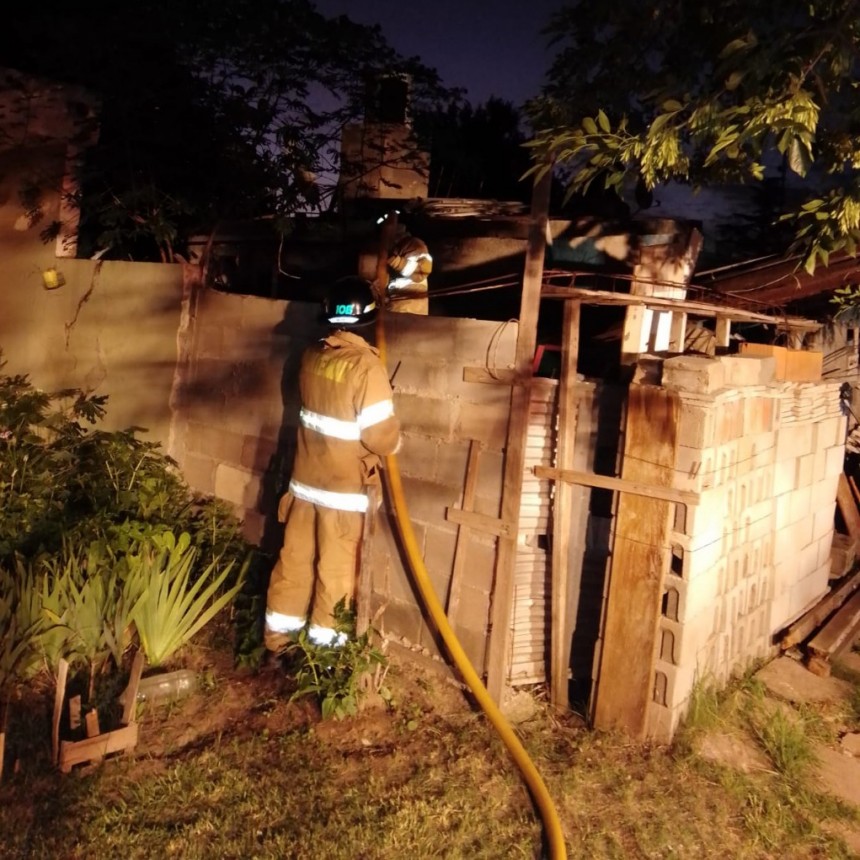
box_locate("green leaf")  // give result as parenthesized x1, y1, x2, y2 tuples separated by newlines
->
(597, 109, 610, 133)
(582, 116, 598, 135)
(661, 99, 683, 112)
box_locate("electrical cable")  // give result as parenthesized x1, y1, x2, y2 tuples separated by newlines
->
(375, 308, 568, 860)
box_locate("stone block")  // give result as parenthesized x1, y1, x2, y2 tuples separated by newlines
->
(214, 463, 262, 510)
(775, 423, 815, 463)
(825, 444, 846, 479)
(380, 599, 424, 644)
(663, 355, 726, 393)
(393, 391, 455, 440)
(455, 397, 511, 452)
(677, 401, 716, 448)
(179, 453, 216, 496)
(398, 434, 439, 482)
(720, 354, 776, 387)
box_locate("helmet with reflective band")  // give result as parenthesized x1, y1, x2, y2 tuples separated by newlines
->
(323, 276, 377, 327)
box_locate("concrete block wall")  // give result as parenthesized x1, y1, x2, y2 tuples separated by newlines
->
(171, 284, 519, 669)
(364, 312, 517, 671)
(648, 354, 846, 739)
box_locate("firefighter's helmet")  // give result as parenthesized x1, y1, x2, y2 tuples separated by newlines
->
(323, 276, 377, 327)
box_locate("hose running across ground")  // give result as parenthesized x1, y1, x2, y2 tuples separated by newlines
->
(376, 311, 568, 860)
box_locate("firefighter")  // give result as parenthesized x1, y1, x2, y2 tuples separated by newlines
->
(264, 276, 400, 656)
(385, 224, 432, 315)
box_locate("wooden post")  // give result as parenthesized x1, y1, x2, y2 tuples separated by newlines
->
(446, 440, 484, 629)
(550, 300, 581, 708)
(715, 317, 731, 351)
(52, 659, 69, 766)
(0, 699, 7, 782)
(669, 312, 687, 353)
(120, 651, 146, 726)
(485, 166, 552, 703)
(592, 385, 678, 737)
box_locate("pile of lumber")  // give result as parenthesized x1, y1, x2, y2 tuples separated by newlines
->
(780, 472, 860, 676)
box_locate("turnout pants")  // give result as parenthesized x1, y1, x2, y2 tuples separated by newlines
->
(265, 495, 364, 651)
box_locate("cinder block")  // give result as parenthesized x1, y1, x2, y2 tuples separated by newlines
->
(422, 526, 457, 601)
(179, 453, 216, 495)
(398, 434, 439, 482)
(400, 475, 460, 529)
(240, 435, 279, 473)
(720, 354, 776, 387)
(663, 355, 726, 393)
(214, 463, 262, 509)
(380, 599, 424, 644)
(739, 342, 787, 379)
(677, 401, 717, 448)
(455, 397, 511, 451)
(775, 423, 815, 462)
(187, 421, 246, 466)
(825, 444, 846, 479)
(394, 392, 455, 440)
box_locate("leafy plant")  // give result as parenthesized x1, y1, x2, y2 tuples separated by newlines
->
(125, 531, 248, 667)
(0, 565, 45, 699)
(288, 600, 389, 720)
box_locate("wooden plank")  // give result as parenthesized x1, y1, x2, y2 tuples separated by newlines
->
(850, 475, 860, 511)
(52, 658, 69, 766)
(669, 312, 687, 353)
(540, 284, 817, 327)
(463, 367, 517, 386)
(535, 466, 699, 506)
(447, 440, 483, 628)
(807, 590, 860, 663)
(781, 567, 860, 650)
(486, 166, 552, 704)
(59, 723, 139, 773)
(550, 300, 580, 708)
(837, 473, 860, 541)
(715, 317, 732, 350)
(592, 385, 678, 738)
(446, 507, 513, 538)
(0, 700, 7, 782)
(85, 708, 101, 739)
(121, 650, 146, 726)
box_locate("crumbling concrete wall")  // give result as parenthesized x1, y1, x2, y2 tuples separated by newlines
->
(646, 353, 845, 739)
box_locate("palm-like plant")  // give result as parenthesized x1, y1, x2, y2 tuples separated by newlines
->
(125, 531, 247, 668)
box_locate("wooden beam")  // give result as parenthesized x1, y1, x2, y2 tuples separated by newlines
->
(592, 385, 679, 738)
(59, 723, 139, 774)
(446, 507, 513, 539)
(52, 658, 69, 766)
(715, 317, 731, 350)
(541, 284, 818, 328)
(780, 567, 860, 650)
(550, 300, 581, 708)
(535, 466, 699, 506)
(669, 312, 687, 353)
(837, 473, 860, 541)
(806, 590, 860, 676)
(486, 166, 552, 703)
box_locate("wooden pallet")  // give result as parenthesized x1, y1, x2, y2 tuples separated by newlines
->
(806, 590, 860, 677)
(54, 651, 144, 773)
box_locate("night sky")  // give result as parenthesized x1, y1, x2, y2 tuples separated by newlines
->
(313, 0, 567, 106)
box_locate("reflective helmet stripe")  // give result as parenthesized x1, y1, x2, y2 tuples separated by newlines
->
(300, 406, 360, 440)
(289, 478, 368, 512)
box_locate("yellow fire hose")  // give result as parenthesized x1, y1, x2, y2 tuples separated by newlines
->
(375, 311, 567, 860)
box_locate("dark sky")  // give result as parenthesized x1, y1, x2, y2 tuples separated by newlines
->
(314, 0, 566, 106)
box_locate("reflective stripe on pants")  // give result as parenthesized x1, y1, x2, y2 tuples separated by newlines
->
(264, 494, 363, 652)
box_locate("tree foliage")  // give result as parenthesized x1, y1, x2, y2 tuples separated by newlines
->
(1, 1, 457, 262)
(528, 0, 860, 272)
(414, 98, 533, 201)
